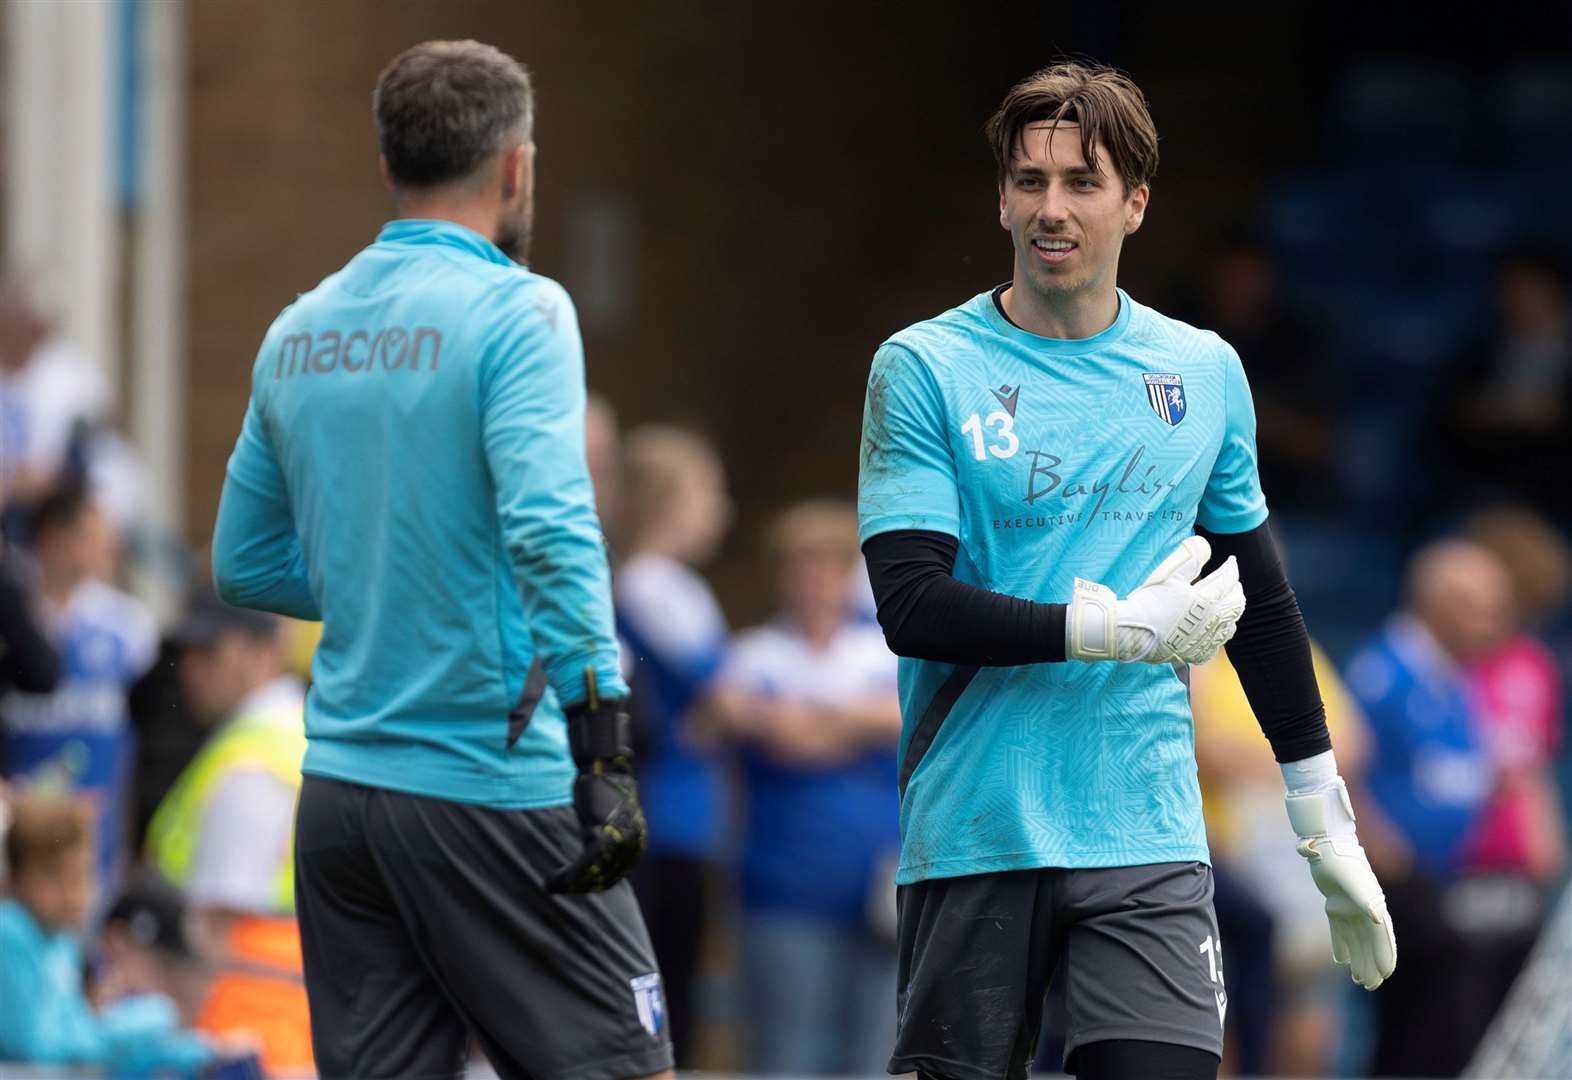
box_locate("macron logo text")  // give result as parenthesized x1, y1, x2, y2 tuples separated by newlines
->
(275, 326, 442, 380)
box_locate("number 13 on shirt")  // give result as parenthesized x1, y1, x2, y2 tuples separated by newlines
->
(960, 411, 1019, 461)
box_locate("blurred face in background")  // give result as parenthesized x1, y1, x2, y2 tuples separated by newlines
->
(35, 501, 115, 588)
(584, 395, 621, 529)
(1410, 541, 1516, 663)
(999, 122, 1148, 310)
(180, 629, 280, 725)
(777, 541, 854, 636)
(0, 303, 47, 373)
(14, 846, 94, 934)
(98, 925, 211, 1023)
(668, 459, 731, 566)
(1497, 261, 1567, 337)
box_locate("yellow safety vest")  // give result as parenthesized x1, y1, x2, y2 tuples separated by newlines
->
(146, 700, 306, 915)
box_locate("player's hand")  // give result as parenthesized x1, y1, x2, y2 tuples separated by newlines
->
(547, 677, 648, 895)
(1286, 779, 1397, 990)
(1065, 536, 1246, 664)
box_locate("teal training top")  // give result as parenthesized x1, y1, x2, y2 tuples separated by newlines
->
(858, 287, 1268, 883)
(213, 219, 627, 810)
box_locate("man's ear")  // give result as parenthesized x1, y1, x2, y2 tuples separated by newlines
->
(501, 143, 532, 200)
(999, 184, 1009, 230)
(1124, 183, 1150, 235)
(378, 154, 396, 193)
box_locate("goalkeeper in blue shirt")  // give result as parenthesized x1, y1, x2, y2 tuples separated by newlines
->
(858, 63, 1396, 1080)
(212, 40, 671, 1080)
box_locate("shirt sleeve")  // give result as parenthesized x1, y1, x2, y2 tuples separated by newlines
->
(211, 394, 321, 620)
(1198, 521, 1332, 764)
(858, 343, 962, 544)
(1196, 344, 1269, 534)
(863, 529, 1067, 665)
(480, 281, 627, 706)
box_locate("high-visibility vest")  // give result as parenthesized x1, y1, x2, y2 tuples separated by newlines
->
(197, 915, 314, 1075)
(145, 699, 306, 915)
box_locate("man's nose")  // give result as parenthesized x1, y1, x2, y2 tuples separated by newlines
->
(1037, 186, 1070, 225)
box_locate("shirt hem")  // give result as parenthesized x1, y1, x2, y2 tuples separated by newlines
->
(1196, 504, 1269, 536)
(859, 514, 961, 546)
(300, 754, 571, 811)
(895, 845, 1211, 884)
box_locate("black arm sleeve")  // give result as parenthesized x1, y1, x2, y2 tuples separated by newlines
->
(1197, 520, 1332, 764)
(0, 558, 60, 694)
(862, 529, 1067, 665)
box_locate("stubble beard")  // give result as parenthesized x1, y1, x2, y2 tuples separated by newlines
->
(497, 197, 534, 264)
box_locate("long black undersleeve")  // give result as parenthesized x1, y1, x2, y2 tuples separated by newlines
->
(1198, 520, 1332, 764)
(863, 529, 1067, 665)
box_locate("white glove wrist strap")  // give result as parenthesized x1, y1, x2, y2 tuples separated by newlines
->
(1067, 579, 1118, 661)
(1285, 777, 1359, 839)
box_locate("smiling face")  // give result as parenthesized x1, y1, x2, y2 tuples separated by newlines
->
(999, 121, 1148, 312)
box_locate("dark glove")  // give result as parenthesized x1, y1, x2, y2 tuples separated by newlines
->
(547, 673, 648, 894)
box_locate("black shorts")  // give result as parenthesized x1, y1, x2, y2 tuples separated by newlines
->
(891, 862, 1225, 1080)
(294, 775, 674, 1080)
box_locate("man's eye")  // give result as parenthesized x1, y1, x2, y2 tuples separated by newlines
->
(1073, 178, 1097, 190)
(1017, 178, 1042, 190)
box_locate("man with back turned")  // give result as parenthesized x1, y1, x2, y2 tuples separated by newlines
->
(212, 39, 673, 1080)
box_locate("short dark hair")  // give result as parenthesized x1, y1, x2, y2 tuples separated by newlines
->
(986, 62, 1159, 194)
(29, 479, 89, 547)
(373, 39, 533, 189)
(5, 793, 92, 880)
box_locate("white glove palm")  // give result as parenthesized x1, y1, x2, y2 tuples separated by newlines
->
(1286, 779, 1398, 990)
(1066, 536, 1246, 664)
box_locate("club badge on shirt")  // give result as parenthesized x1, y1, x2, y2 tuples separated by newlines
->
(1142, 372, 1187, 425)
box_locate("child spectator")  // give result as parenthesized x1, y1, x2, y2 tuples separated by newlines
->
(98, 873, 214, 1028)
(0, 792, 215, 1073)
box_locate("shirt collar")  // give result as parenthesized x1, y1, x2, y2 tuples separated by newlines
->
(375, 219, 516, 268)
(983, 285, 1133, 356)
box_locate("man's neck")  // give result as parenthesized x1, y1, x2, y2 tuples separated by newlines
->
(1001, 276, 1120, 340)
(392, 198, 497, 244)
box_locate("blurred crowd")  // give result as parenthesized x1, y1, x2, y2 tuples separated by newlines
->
(1, 228, 1569, 1079)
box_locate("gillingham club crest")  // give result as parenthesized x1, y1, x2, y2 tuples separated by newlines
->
(631, 973, 666, 1038)
(1142, 372, 1187, 425)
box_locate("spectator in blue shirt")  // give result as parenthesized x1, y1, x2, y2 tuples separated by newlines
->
(1343, 538, 1511, 1077)
(2, 483, 157, 896)
(0, 792, 215, 1075)
(705, 500, 902, 1075)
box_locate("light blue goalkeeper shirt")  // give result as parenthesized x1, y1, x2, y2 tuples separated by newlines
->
(859, 287, 1268, 882)
(213, 219, 627, 810)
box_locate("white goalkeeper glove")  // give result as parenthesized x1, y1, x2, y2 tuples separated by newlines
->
(1283, 751, 1397, 990)
(1065, 536, 1246, 664)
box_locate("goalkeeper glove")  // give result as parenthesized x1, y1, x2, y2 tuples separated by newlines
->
(1066, 535, 1245, 664)
(547, 669, 648, 894)
(1283, 750, 1397, 990)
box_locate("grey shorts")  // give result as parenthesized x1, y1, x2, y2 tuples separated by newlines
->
(295, 775, 674, 1080)
(890, 862, 1225, 1079)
